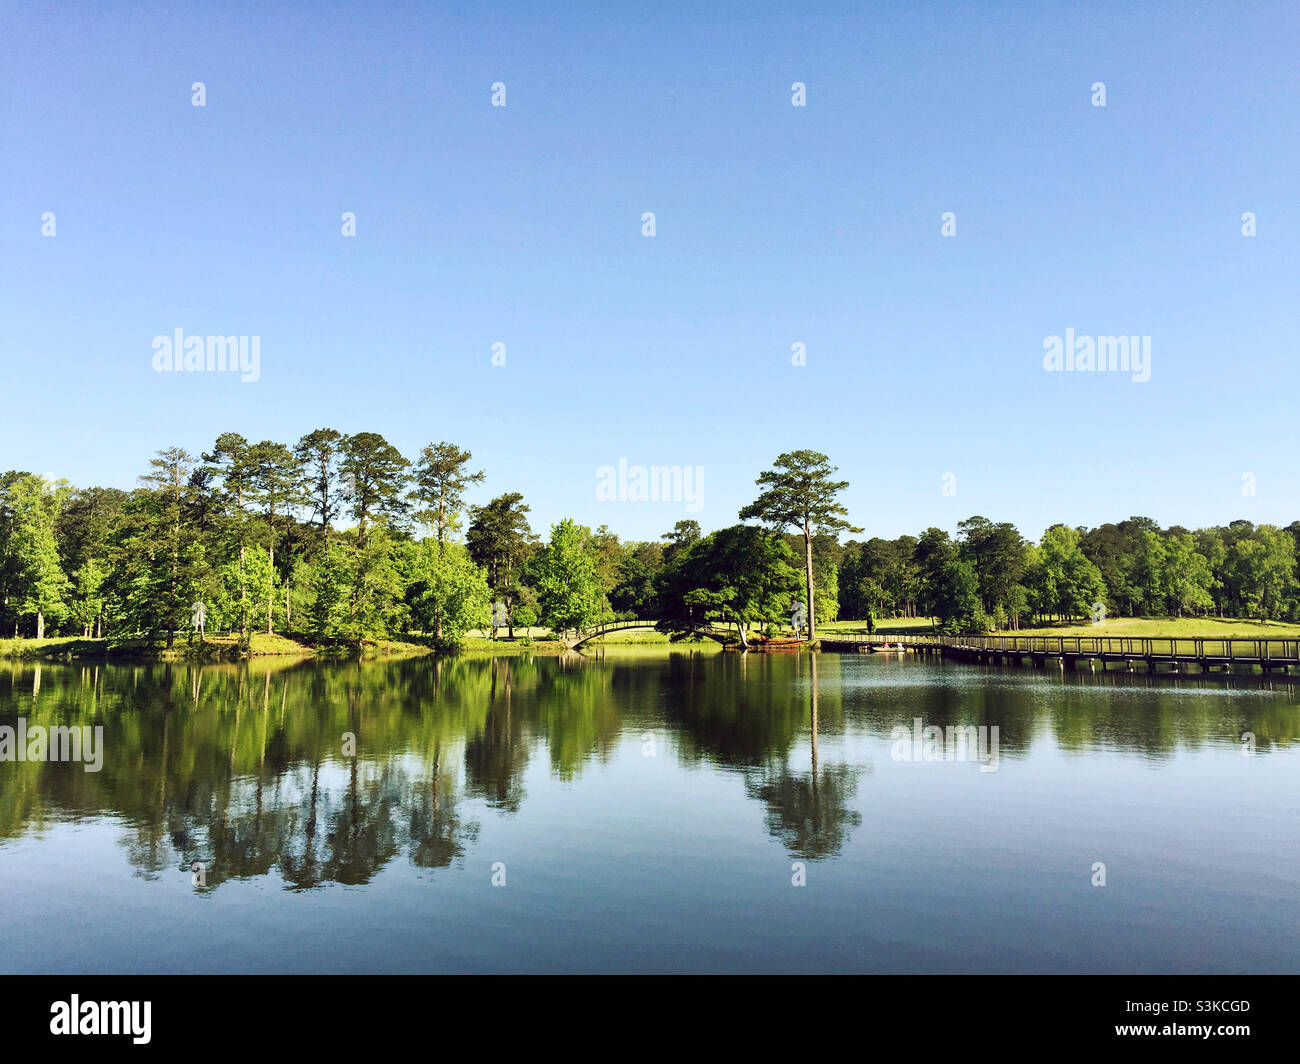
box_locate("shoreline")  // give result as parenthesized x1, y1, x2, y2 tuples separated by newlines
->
(7, 617, 1300, 664)
(0, 632, 704, 663)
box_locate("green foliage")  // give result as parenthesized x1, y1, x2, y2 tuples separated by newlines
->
(294, 427, 344, 534)
(609, 545, 661, 616)
(659, 524, 801, 641)
(408, 540, 491, 648)
(7, 435, 1300, 647)
(308, 541, 350, 639)
(347, 526, 408, 638)
(1227, 525, 1298, 620)
(6, 474, 72, 637)
(409, 442, 484, 546)
(739, 450, 860, 640)
(69, 558, 107, 635)
(934, 556, 983, 631)
(957, 516, 1027, 612)
(340, 431, 410, 538)
(467, 492, 536, 631)
(813, 555, 839, 626)
(1027, 525, 1107, 621)
(239, 547, 279, 634)
(534, 519, 607, 634)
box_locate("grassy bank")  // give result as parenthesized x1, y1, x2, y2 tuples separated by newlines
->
(0, 631, 428, 662)
(12, 616, 1293, 662)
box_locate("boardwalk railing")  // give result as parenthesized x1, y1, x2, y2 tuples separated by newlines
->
(820, 632, 1300, 667)
(565, 623, 1300, 666)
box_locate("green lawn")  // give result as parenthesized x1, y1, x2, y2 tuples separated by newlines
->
(0, 636, 108, 660)
(992, 616, 1300, 639)
(0, 631, 319, 661)
(456, 635, 567, 656)
(818, 617, 936, 636)
(11, 616, 1295, 662)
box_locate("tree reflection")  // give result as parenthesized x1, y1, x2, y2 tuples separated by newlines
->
(0, 654, 1296, 887)
(743, 653, 863, 859)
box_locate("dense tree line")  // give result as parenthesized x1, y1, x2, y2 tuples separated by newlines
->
(3, 438, 1299, 645)
(838, 516, 1300, 632)
(2, 432, 524, 648)
(0, 445, 856, 647)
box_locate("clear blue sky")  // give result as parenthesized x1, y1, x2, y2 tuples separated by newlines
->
(2, 1, 1297, 543)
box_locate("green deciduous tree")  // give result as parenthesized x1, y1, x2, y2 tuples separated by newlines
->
(1028, 525, 1108, 622)
(1161, 533, 1215, 618)
(407, 540, 492, 648)
(307, 540, 351, 639)
(659, 525, 801, 645)
(1227, 525, 1297, 620)
(7, 474, 71, 639)
(533, 519, 606, 636)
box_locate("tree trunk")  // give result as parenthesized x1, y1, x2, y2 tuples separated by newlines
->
(505, 558, 515, 639)
(235, 482, 247, 638)
(37, 611, 44, 640)
(267, 529, 275, 635)
(803, 519, 816, 641)
(434, 538, 444, 643)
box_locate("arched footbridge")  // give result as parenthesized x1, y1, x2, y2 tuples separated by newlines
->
(564, 618, 736, 649)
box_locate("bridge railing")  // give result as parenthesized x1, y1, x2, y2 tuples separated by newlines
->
(571, 618, 661, 640)
(822, 632, 1300, 661)
(569, 618, 742, 645)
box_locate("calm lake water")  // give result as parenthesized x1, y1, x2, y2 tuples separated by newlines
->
(1, 650, 1296, 973)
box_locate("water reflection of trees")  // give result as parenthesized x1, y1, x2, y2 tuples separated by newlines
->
(831, 656, 1300, 762)
(742, 656, 863, 859)
(0, 655, 1296, 885)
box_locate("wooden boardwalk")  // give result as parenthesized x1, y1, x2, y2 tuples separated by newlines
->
(818, 632, 1300, 673)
